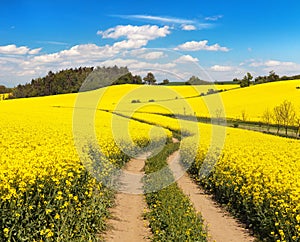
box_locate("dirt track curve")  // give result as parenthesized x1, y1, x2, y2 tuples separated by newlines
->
(167, 150, 255, 242)
(103, 154, 151, 242)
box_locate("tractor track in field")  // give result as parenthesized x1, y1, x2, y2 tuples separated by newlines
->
(167, 148, 256, 242)
(103, 153, 152, 242)
(103, 137, 255, 242)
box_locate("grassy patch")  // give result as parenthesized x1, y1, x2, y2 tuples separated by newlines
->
(143, 143, 207, 242)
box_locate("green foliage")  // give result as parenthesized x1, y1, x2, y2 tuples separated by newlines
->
(12, 67, 94, 98)
(0, 85, 12, 94)
(0, 170, 114, 241)
(186, 76, 210, 85)
(143, 72, 156, 85)
(255, 71, 280, 84)
(162, 79, 170, 85)
(143, 143, 207, 242)
(10, 66, 142, 98)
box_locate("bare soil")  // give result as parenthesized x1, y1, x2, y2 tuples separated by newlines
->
(103, 154, 152, 242)
(167, 151, 256, 242)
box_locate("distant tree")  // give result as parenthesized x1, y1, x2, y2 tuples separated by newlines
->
(255, 76, 267, 84)
(240, 72, 253, 87)
(232, 78, 240, 83)
(162, 79, 170, 85)
(0, 85, 12, 94)
(186, 76, 209, 85)
(262, 108, 273, 132)
(267, 71, 280, 82)
(273, 105, 282, 134)
(132, 75, 143, 84)
(295, 114, 300, 137)
(143, 72, 156, 85)
(215, 108, 224, 125)
(278, 100, 296, 136)
(11, 67, 94, 98)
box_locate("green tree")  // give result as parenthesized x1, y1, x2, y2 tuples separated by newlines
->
(267, 71, 280, 82)
(162, 79, 170, 85)
(240, 72, 253, 87)
(186, 76, 209, 85)
(143, 72, 156, 85)
(132, 75, 142, 84)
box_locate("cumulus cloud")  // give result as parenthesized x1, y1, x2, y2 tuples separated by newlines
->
(175, 40, 229, 52)
(181, 24, 197, 31)
(138, 51, 165, 60)
(210, 65, 233, 72)
(0, 44, 42, 55)
(97, 25, 170, 41)
(112, 39, 148, 49)
(174, 55, 199, 63)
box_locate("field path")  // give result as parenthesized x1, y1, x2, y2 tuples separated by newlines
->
(103, 154, 152, 242)
(167, 150, 255, 242)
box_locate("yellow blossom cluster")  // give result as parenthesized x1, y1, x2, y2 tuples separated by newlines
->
(134, 111, 300, 241)
(0, 92, 171, 240)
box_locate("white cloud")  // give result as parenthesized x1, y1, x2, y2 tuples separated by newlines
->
(28, 48, 42, 55)
(175, 40, 229, 52)
(0, 45, 28, 55)
(205, 15, 223, 21)
(181, 24, 196, 31)
(0, 44, 42, 55)
(174, 55, 199, 63)
(210, 65, 233, 72)
(138, 51, 165, 60)
(265, 60, 294, 67)
(249, 60, 295, 67)
(97, 25, 170, 41)
(113, 14, 196, 25)
(113, 39, 148, 49)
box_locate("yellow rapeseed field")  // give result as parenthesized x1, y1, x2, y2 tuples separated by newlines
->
(0, 91, 171, 240)
(186, 80, 300, 120)
(1, 81, 299, 241)
(129, 112, 300, 241)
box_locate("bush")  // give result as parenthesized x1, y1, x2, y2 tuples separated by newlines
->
(233, 122, 239, 128)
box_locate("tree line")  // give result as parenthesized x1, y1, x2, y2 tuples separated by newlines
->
(262, 100, 300, 137)
(233, 71, 300, 88)
(0, 85, 12, 94)
(11, 67, 94, 98)
(4, 67, 163, 99)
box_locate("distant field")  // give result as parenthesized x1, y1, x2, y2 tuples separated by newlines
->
(1, 81, 298, 121)
(95, 81, 300, 122)
(1, 80, 300, 241)
(120, 80, 300, 121)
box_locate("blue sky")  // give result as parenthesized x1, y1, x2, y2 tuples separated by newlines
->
(1, 0, 300, 86)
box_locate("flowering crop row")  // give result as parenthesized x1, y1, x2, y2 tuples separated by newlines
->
(143, 143, 207, 241)
(0, 94, 171, 241)
(130, 112, 300, 241)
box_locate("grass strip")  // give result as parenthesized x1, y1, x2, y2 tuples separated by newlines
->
(143, 143, 207, 242)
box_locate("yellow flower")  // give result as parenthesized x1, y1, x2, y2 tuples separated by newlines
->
(54, 213, 60, 220)
(3, 228, 9, 237)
